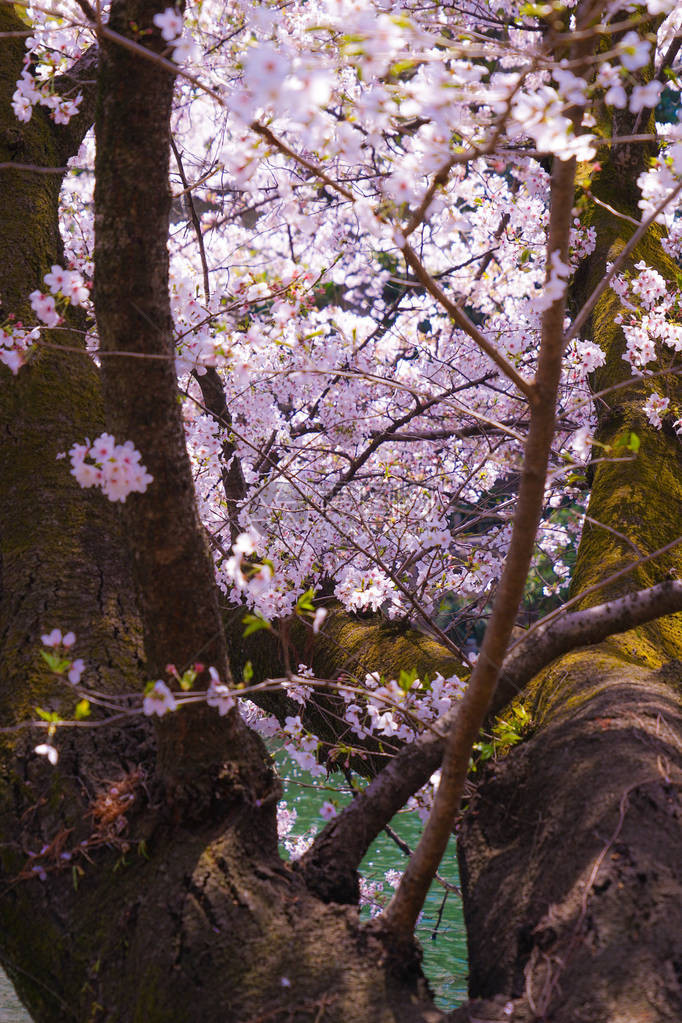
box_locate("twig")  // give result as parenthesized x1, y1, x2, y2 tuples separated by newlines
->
(400, 240, 536, 403)
(566, 178, 682, 343)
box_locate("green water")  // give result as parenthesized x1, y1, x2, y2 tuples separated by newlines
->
(277, 751, 468, 1010)
(0, 759, 468, 1020)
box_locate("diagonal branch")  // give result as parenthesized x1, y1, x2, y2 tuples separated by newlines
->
(300, 576, 682, 904)
(400, 240, 536, 403)
(492, 577, 682, 715)
(378, 152, 578, 939)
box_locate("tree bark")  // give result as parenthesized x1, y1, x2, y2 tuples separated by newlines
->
(1, 4, 681, 1022)
(455, 74, 682, 1023)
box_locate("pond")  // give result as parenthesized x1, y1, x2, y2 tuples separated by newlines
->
(0, 755, 468, 1019)
(276, 750, 468, 1010)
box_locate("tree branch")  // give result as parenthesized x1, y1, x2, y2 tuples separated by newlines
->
(492, 577, 682, 715)
(379, 150, 578, 941)
(400, 240, 536, 403)
(299, 574, 682, 903)
(322, 381, 469, 506)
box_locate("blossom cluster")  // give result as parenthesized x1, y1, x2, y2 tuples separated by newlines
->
(40, 627, 85, 684)
(0, 320, 40, 374)
(67, 433, 153, 503)
(612, 261, 682, 375)
(29, 263, 91, 330)
(12, 68, 82, 125)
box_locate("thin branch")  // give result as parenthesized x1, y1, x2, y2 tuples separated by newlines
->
(251, 123, 355, 203)
(400, 240, 536, 403)
(0, 162, 69, 174)
(383, 825, 461, 896)
(170, 135, 210, 302)
(566, 178, 682, 343)
(586, 192, 640, 227)
(381, 153, 577, 940)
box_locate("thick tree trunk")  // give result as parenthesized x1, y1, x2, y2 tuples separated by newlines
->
(0, 7, 443, 1022)
(455, 115, 682, 1023)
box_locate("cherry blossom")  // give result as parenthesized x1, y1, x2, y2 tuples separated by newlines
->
(34, 743, 59, 766)
(618, 32, 652, 72)
(143, 680, 179, 717)
(68, 434, 153, 503)
(643, 393, 670, 429)
(41, 628, 76, 648)
(153, 8, 184, 41)
(29, 291, 61, 327)
(206, 667, 236, 715)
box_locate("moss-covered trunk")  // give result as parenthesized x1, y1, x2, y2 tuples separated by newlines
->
(455, 97, 682, 1023)
(0, 6, 446, 1021)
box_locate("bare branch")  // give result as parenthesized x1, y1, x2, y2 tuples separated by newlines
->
(381, 153, 577, 939)
(0, 162, 69, 173)
(492, 578, 682, 715)
(400, 240, 537, 403)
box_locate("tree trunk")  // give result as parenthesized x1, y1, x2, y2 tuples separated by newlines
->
(455, 111, 682, 1023)
(0, 7, 443, 1021)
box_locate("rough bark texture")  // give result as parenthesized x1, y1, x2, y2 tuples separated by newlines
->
(0, 6, 444, 1021)
(1, 3, 681, 1022)
(456, 79, 682, 1023)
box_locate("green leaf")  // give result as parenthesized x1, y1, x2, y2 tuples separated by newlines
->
(74, 699, 90, 720)
(40, 650, 71, 674)
(34, 707, 61, 723)
(243, 660, 254, 684)
(242, 612, 272, 637)
(397, 667, 419, 693)
(296, 588, 316, 614)
(390, 58, 417, 76)
(179, 668, 198, 691)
